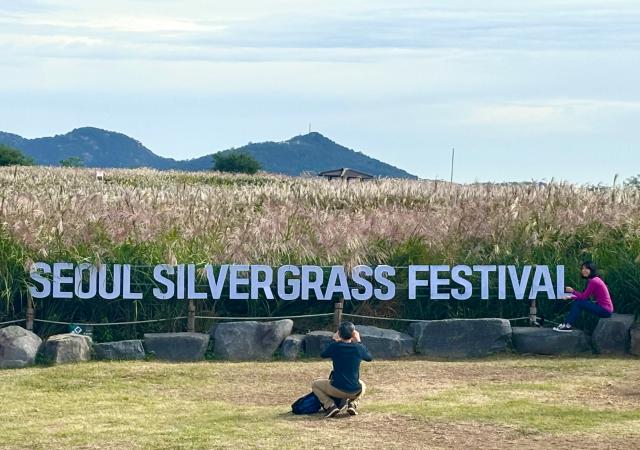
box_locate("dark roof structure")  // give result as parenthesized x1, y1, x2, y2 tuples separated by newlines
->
(318, 168, 374, 181)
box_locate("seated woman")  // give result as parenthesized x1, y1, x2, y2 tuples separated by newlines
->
(554, 261, 614, 332)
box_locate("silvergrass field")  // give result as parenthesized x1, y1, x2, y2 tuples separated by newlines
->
(1, 166, 639, 338)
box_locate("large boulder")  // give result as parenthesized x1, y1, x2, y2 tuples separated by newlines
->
(408, 318, 511, 359)
(143, 332, 209, 361)
(43, 333, 92, 364)
(303, 331, 335, 357)
(630, 324, 640, 357)
(213, 320, 293, 360)
(592, 314, 635, 354)
(94, 340, 146, 361)
(512, 327, 591, 355)
(281, 334, 305, 360)
(0, 326, 42, 369)
(357, 325, 415, 358)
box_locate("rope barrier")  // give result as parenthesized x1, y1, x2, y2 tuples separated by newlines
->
(30, 313, 334, 327)
(24, 314, 545, 327)
(343, 314, 536, 323)
(0, 319, 26, 326)
(194, 313, 334, 321)
(33, 317, 188, 326)
(343, 314, 427, 323)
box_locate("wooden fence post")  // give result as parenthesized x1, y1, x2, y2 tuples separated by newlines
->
(187, 299, 196, 332)
(333, 297, 344, 329)
(529, 299, 537, 327)
(26, 293, 34, 331)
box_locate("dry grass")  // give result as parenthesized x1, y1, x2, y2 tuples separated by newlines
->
(0, 356, 639, 449)
(2, 166, 640, 265)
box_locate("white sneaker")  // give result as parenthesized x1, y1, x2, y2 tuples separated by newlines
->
(553, 323, 573, 333)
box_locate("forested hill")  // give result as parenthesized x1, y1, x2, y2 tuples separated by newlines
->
(0, 128, 416, 178)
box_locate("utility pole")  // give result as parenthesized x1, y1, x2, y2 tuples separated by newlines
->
(450, 148, 455, 183)
(308, 123, 311, 134)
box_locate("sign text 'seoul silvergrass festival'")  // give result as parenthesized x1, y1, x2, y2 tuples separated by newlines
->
(28, 263, 566, 301)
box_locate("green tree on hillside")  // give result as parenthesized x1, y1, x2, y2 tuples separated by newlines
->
(0, 144, 34, 166)
(212, 151, 261, 174)
(625, 175, 640, 189)
(60, 156, 84, 167)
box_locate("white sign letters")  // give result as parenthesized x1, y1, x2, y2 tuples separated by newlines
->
(28, 263, 565, 301)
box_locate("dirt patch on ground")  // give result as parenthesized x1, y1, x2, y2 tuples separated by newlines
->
(281, 412, 640, 450)
(192, 358, 640, 409)
(285, 413, 524, 449)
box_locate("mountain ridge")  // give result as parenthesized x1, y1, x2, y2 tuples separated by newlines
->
(0, 127, 417, 179)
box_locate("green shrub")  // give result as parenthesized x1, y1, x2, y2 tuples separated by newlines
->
(212, 151, 261, 174)
(0, 145, 33, 166)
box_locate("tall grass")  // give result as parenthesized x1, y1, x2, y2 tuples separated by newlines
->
(1, 166, 639, 338)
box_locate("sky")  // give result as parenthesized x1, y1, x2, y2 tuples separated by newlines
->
(1, 0, 639, 184)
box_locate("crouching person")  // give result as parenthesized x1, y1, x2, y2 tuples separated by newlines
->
(312, 321, 373, 418)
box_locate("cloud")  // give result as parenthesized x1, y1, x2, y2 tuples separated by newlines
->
(16, 16, 217, 33)
(464, 100, 640, 132)
(0, 0, 60, 14)
(1, 1, 639, 62)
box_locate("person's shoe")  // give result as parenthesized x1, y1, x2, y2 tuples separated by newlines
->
(335, 398, 347, 410)
(553, 323, 573, 332)
(346, 401, 358, 416)
(324, 405, 341, 418)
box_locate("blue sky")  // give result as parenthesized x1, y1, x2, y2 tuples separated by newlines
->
(1, 0, 639, 183)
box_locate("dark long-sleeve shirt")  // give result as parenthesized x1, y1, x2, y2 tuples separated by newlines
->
(321, 341, 373, 393)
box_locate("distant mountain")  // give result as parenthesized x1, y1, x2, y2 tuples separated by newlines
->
(175, 132, 416, 178)
(0, 128, 177, 169)
(0, 127, 417, 179)
(0, 131, 26, 150)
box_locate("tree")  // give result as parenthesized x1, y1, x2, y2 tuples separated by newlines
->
(212, 151, 261, 174)
(60, 156, 84, 167)
(0, 144, 34, 166)
(625, 175, 640, 189)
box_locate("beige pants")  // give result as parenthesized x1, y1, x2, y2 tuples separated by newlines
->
(312, 378, 366, 409)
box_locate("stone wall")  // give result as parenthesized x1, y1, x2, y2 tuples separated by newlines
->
(1, 315, 638, 369)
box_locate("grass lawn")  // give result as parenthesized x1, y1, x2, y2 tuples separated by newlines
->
(1, 356, 639, 449)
